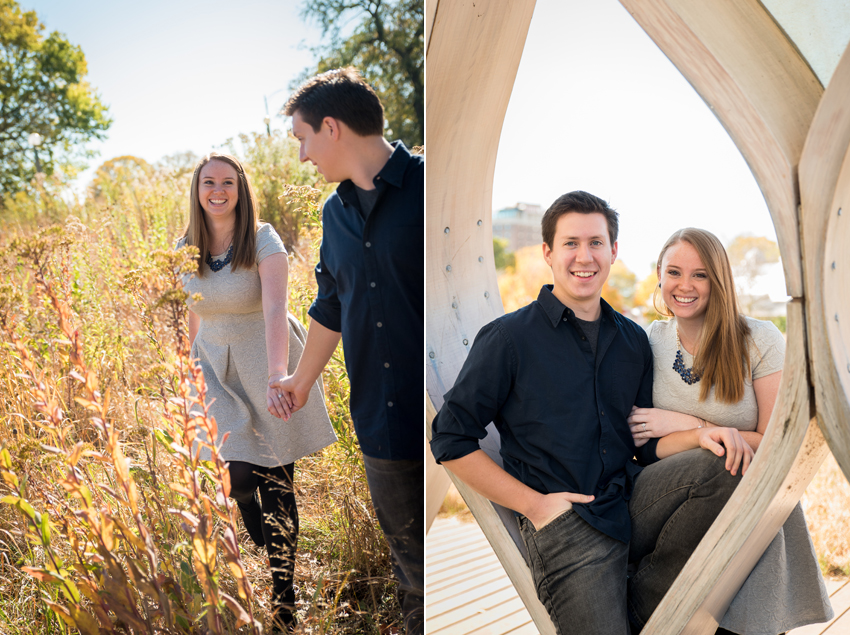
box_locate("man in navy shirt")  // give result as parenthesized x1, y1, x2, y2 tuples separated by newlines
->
(274, 68, 423, 634)
(430, 192, 745, 633)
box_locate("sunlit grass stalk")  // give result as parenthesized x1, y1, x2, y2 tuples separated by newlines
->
(0, 232, 264, 633)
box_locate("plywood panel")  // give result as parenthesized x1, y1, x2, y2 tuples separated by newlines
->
(799, 39, 850, 485)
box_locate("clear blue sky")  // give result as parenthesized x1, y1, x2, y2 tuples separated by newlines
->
(22, 0, 325, 186)
(492, 0, 785, 284)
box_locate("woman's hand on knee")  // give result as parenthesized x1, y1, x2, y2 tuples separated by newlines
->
(697, 427, 754, 476)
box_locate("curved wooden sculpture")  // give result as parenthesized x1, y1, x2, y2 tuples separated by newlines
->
(425, 1, 553, 630)
(800, 41, 850, 489)
(426, 1, 849, 634)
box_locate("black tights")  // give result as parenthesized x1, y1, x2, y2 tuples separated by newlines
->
(228, 461, 298, 622)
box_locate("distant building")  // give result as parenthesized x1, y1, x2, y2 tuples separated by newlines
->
(492, 203, 544, 252)
(735, 261, 789, 319)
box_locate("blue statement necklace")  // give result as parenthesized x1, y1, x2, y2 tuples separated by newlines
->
(206, 243, 233, 272)
(673, 328, 701, 385)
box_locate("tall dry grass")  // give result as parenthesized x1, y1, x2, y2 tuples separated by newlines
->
(802, 453, 850, 578)
(0, 136, 399, 633)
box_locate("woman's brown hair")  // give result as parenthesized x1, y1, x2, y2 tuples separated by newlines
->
(654, 228, 752, 404)
(183, 153, 258, 277)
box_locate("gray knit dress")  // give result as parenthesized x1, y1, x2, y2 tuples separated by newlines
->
(648, 317, 833, 634)
(178, 223, 337, 467)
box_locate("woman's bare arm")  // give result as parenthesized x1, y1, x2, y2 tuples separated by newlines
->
(258, 251, 291, 420)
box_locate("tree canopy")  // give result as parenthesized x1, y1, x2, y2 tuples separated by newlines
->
(297, 0, 423, 148)
(0, 0, 111, 200)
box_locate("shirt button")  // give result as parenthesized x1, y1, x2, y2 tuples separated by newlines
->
(563, 317, 567, 322)
(371, 282, 376, 287)
(384, 362, 390, 368)
(601, 410, 605, 416)
(365, 241, 372, 248)
(377, 322, 383, 328)
(387, 401, 393, 407)
(603, 449, 607, 454)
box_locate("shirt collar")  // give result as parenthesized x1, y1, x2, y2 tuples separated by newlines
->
(337, 140, 411, 207)
(375, 140, 411, 188)
(537, 284, 617, 328)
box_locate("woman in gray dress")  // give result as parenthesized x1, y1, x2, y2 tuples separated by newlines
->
(628, 228, 832, 634)
(178, 153, 336, 632)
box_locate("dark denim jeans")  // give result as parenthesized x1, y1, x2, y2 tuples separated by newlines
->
(520, 508, 631, 635)
(628, 448, 742, 630)
(362, 455, 424, 635)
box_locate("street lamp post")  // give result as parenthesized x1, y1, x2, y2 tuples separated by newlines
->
(28, 132, 43, 174)
(263, 88, 290, 137)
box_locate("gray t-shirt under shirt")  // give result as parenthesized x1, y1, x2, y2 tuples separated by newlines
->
(355, 185, 380, 218)
(574, 315, 602, 358)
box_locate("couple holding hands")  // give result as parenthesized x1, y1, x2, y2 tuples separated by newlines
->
(430, 191, 833, 635)
(176, 68, 423, 633)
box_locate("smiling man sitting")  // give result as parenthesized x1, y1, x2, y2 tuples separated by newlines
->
(430, 191, 744, 634)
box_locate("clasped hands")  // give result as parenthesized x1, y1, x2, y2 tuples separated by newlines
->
(266, 373, 310, 421)
(628, 406, 754, 476)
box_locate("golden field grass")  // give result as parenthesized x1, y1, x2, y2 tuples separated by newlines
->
(0, 138, 400, 634)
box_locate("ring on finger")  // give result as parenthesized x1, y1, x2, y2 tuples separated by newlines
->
(277, 393, 283, 399)
(642, 423, 647, 432)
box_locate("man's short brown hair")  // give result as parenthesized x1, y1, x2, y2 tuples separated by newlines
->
(283, 67, 384, 137)
(541, 191, 619, 248)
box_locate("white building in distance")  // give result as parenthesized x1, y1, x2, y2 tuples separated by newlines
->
(492, 202, 544, 252)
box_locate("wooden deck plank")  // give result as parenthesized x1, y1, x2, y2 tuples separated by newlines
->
(428, 538, 495, 563)
(427, 563, 505, 594)
(501, 622, 539, 635)
(427, 546, 501, 579)
(428, 520, 480, 540)
(431, 599, 528, 635)
(428, 578, 514, 618)
(789, 579, 850, 634)
(427, 517, 537, 634)
(428, 586, 522, 632)
(427, 557, 503, 590)
(428, 562, 507, 600)
(427, 526, 478, 548)
(467, 604, 534, 634)
(428, 532, 484, 556)
(821, 605, 850, 635)
(428, 516, 848, 635)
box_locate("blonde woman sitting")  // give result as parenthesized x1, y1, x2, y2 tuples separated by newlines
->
(628, 228, 832, 634)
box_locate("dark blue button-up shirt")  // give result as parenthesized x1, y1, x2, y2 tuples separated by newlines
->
(308, 141, 423, 460)
(430, 286, 658, 543)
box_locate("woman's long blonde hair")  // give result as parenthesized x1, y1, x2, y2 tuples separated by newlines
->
(654, 228, 751, 404)
(183, 153, 258, 277)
